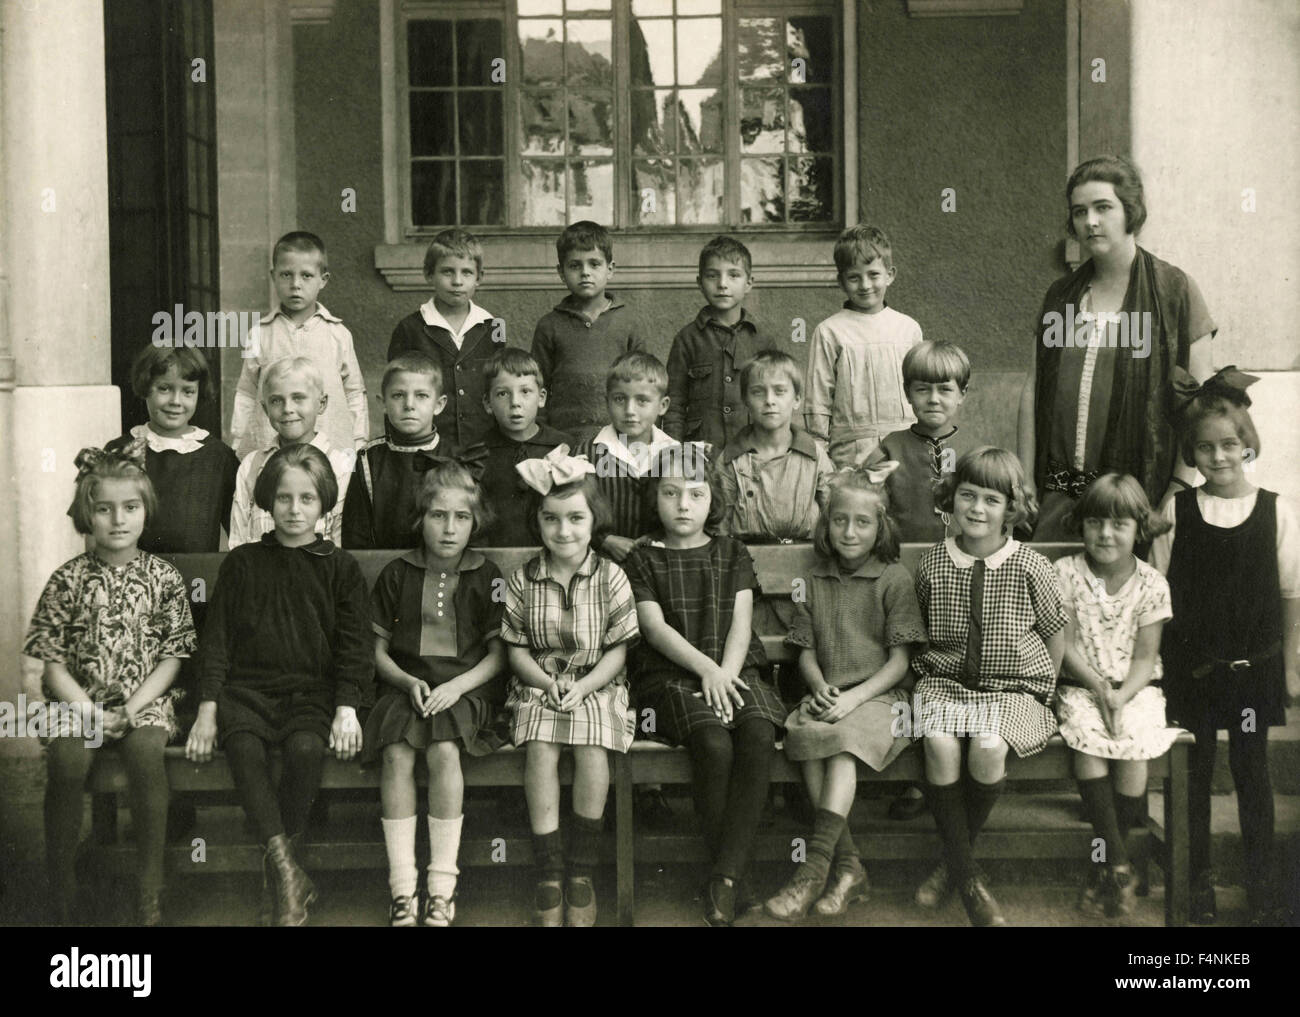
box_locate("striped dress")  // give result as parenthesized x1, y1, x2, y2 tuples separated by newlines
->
(501, 548, 639, 751)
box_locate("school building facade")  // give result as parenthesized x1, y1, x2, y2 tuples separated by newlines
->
(2, 0, 1297, 753)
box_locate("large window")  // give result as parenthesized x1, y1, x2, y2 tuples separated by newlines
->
(397, 0, 840, 233)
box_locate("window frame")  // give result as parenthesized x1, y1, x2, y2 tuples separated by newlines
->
(378, 0, 859, 288)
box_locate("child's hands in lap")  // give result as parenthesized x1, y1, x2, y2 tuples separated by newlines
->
(557, 681, 587, 713)
(425, 682, 461, 716)
(407, 678, 432, 715)
(185, 704, 218, 763)
(807, 682, 838, 715)
(545, 678, 566, 711)
(100, 706, 131, 742)
(330, 706, 362, 760)
(699, 664, 748, 724)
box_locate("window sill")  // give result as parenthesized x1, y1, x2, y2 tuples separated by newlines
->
(374, 231, 842, 291)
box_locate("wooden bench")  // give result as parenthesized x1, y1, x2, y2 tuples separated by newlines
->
(84, 543, 1192, 926)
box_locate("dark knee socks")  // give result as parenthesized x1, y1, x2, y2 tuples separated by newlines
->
(963, 776, 1004, 843)
(532, 829, 564, 909)
(1078, 777, 1129, 867)
(279, 731, 326, 838)
(834, 825, 860, 868)
(44, 740, 92, 905)
(568, 814, 603, 881)
(224, 733, 284, 843)
(120, 727, 170, 892)
(928, 775, 1004, 882)
(807, 809, 846, 880)
(686, 727, 732, 858)
(714, 720, 775, 880)
(1229, 727, 1274, 895)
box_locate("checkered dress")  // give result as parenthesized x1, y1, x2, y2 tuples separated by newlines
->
(912, 538, 1067, 757)
(501, 549, 639, 751)
(624, 537, 785, 742)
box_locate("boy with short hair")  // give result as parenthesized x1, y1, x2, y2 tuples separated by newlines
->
(718, 350, 833, 542)
(388, 228, 501, 451)
(573, 351, 676, 563)
(231, 231, 368, 460)
(473, 347, 574, 547)
(342, 352, 449, 550)
(664, 235, 775, 449)
(805, 224, 923, 469)
(229, 356, 354, 547)
(866, 340, 980, 543)
(531, 221, 644, 442)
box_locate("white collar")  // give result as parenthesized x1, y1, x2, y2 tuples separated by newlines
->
(263, 430, 333, 455)
(260, 302, 341, 326)
(419, 298, 494, 338)
(944, 535, 1019, 570)
(131, 422, 209, 455)
(593, 424, 676, 476)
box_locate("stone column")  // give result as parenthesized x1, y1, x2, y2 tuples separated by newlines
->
(1, 0, 120, 753)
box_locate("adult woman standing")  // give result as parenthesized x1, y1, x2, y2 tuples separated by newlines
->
(1018, 156, 1215, 540)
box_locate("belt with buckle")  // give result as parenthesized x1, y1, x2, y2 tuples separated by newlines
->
(1190, 642, 1281, 680)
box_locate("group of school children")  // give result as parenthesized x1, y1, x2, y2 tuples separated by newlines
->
(23, 217, 1296, 929)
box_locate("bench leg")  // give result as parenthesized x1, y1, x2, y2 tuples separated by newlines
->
(91, 792, 119, 845)
(1164, 740, 1190, 927)
(614, 753, 634, 927)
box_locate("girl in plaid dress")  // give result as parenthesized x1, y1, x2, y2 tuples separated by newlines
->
(911, 447, 1067, 926)
(764, 466, 927, 921)
(23, 445, 197, 925)
(364, 461, 508, 928)
(503, 448, 640, 927)
(624, 446, 785, 927)
(1055, 474, 1178, 918)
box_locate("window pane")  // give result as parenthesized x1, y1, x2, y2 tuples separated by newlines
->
(678, 158, 723, 224)
(521, 160, 566, 225)
(567, 0, 611, 10)
(631, 0, 671, 13)
(677, 88, 722, 154)
(789, 156, 833, 222)
(788, 17, 834, 84)
(789, 87, 832, 153)
(412, 161, 456, 226)
(632, 159, 675, 225)
(738, 18, 782, 82)
(519, 19, 564, 85)
(457, 19, 503, 86)
(630, 18, 674, 86)
(460, 91, 504, 155)
(687, 0, 721, 12)
(460, 161, 505, 224)
(740, 88, 785, 154)
(631, 89, 673, 155)
(568, 160, 613, 222)
(518, 0, 561, 14)
(566, 19, 612, 85)
(408, 20, 453, 87)
(569, 91, 613, 155)
(741, 157, 784, 223)
(520, 91, 566, 154)
(410, 92, 456, 156)
(677, 18, 720, 86)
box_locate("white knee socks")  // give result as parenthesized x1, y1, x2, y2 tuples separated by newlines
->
(381, 815, 418, 899)
(427, 814, 464, 899)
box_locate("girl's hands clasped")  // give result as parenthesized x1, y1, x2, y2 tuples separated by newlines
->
(424, 681, 463, 716)
(407, 677, 432, 715)
(330, 706, 362, 760)
(699, 663, 748, 724)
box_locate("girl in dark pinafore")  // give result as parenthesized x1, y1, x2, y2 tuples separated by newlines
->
(1152, 368, 1299, 926)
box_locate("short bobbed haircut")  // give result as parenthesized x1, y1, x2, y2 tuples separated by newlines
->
(902, 340, 971, 391)
(424, 227, 484, 278)
(68, 459, 158, 536)
(739, 349, 803, 399)
(935, 446, 1038, 535)
(526, 475, 613, 547)
(557, 220, 613, 265)
(414, 461, 494, 539)
(834, 224, 894, 274)
(1066, 155, 1147, 238)
(253, 443, 339, 515)
(642, 444, 729, 536)
(1063, 472, 1171, 543)
(130, 344, 214, 403)
(382, 352, 444, 397)
(1177, 394, 1260, 469)
(698, 235, 753, 277)
(812, 470, 900, 564)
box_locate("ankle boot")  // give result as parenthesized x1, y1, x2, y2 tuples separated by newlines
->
(265, 833, 317, 926)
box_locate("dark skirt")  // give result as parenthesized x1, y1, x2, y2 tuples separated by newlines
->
(360, 690, 506, 767)
(637, 666, 786, 744)
(216, 685, 333, 746)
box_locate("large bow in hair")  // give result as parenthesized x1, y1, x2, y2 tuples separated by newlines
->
(1169, 365, 1258, 419)
(74, 436, 148, 479)
(515, 444, 596, 495)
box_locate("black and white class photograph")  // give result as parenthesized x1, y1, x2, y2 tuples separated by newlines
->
(0, 0, 1296, 956)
